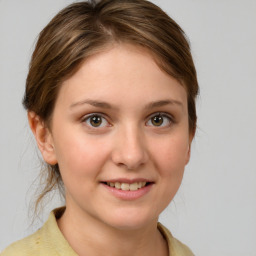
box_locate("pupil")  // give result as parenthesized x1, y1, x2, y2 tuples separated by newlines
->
(90, 116, 102, 127)
(152, 116, 163, 126)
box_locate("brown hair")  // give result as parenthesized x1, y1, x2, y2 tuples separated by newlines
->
(23, 0, 199, 212)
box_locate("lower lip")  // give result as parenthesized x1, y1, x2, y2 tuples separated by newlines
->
(101, 183, 153, 200)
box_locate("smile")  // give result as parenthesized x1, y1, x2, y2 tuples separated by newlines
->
(101, 180, 153, 200)
(106, 181, 147, 191)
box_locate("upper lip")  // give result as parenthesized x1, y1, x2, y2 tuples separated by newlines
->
(101, 178, 153, 184)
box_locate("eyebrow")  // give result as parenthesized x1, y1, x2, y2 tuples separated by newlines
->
(144, 99, 183, 110)
(70, 99, 114, 109)
(70, 99, 183, 110)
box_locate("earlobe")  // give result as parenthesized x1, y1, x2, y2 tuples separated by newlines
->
(185, 144, 191, 165)
(28, 111, 57, 165)
(185, 131, 194, 165)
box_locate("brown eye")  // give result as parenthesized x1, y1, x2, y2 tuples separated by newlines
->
(90, 116, 102, 127)
(146, 113, 172, 127)
(151, 115, 163, 126)
(83, 114, 109, 128)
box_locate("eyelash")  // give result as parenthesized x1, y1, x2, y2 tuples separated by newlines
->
(146, 112, 174, 128)
(81, 113, 110, 129)
(81, 112, 174, 129)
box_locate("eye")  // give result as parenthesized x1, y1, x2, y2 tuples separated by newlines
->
(146, 113, 172, 127)
(82, 114, 109, 128)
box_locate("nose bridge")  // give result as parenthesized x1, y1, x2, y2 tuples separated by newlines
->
(112, 122, 148, 169)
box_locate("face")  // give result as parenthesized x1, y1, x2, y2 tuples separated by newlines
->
(37, 44, 192, 230)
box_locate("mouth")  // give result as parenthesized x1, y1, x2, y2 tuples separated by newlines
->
(102, 181, 152, 191)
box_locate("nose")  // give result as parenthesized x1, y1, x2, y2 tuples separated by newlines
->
(111, 125, 149, 170)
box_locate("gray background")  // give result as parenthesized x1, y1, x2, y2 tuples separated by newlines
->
(0, 0, 255, 255)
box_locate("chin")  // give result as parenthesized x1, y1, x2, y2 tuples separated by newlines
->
(101, 208, 158, 231)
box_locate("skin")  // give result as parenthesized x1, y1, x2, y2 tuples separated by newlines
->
(29, 43, 193, 256)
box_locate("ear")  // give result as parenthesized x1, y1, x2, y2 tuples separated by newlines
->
(185, 143, 191, 165)
(28, 111, 57, 165)
(185, 133, 194, 165)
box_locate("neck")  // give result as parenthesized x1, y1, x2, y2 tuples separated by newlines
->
(57, 206, 168, 256)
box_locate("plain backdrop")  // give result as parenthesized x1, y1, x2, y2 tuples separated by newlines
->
(0, 1, 255, 255)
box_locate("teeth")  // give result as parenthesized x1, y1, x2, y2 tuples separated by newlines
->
(115, 182, 121, 189)
(121, 183, 130, 191)
(129, 183, 139, 191)
(106, 181, 148, 191)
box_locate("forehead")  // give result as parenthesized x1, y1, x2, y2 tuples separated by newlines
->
(56, 43, 187, 110)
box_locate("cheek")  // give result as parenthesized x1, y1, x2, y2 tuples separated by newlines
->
(147, 135, 189, 215)
(53, 131, 111, 180)
(151, 135, 189, 177)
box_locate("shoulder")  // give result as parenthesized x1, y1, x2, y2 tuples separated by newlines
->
(1, 228, 43, 256)
(158, 222, 195, 256)
(1, 208, 67, 256)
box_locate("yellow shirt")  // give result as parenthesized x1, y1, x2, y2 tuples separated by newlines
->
(2, 208, 194, 256)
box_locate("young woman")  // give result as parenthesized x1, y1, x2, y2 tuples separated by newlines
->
(2, 0, 198, 255)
